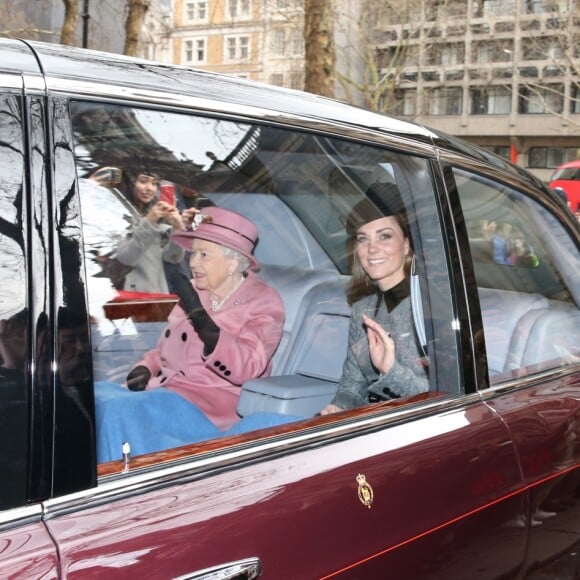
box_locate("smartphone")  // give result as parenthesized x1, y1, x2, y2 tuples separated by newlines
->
(159, 181, 176, 206)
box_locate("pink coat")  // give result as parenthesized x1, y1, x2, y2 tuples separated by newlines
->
(135, 272, 284, 429)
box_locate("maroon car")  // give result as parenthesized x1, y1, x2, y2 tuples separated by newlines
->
(0, 38, 578, 579)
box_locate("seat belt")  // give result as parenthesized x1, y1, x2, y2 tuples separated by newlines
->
(410, 255, 427, 356)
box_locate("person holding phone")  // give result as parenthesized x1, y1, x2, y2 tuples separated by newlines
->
(112, 168, 185, 293)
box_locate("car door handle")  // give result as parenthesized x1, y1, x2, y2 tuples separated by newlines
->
(174, 557, 262, 580)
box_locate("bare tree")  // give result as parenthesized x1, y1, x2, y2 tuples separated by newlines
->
(261, 0, 305, 89)
(61, 0, 79, 45)
(304, 0, 335, 97)
(334, 0, 446, 114)
(512, 5, 580, 127)
(0, 0, 55, 40)
(124, 0, 151, 56)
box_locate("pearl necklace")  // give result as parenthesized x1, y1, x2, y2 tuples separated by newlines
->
(210, 276, 244, 312)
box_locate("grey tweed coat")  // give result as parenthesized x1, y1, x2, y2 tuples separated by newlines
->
(332, 291, 429, 410)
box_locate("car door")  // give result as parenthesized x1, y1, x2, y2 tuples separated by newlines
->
(447, 163, 580, 577)
(43, 395, 528, 580)
(0, 42, 59, 578)
(36, 95, 535, 579)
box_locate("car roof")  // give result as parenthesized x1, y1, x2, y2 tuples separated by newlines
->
(0, 37, 557, 199)
(13, 38, 434, 141)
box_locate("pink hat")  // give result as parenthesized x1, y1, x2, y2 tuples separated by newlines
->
(171, 206, 260, 271)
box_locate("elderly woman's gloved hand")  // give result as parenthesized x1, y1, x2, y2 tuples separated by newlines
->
(126, 365, 151, 391)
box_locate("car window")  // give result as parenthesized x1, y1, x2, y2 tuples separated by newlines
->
(71, 101, 460, 465)
(0, 94, 29, 509)
(452, 168, 580, 385)
(552, 167, 580, 181)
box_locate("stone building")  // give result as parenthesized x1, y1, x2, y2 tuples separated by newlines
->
(164, 0, 580, 180)
(6, 1, 576, 181)
(373, 0, 580, 180)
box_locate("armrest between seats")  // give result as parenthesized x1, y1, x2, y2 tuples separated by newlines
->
(238, 375, 337, 418)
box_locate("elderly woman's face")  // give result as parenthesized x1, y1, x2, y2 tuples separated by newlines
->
(355, 215, 409, 291)
(189, 239, 237, 296)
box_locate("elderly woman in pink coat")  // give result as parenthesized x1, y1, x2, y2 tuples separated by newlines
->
(95, 207, 287, 462)
(126, 206, 285, 429)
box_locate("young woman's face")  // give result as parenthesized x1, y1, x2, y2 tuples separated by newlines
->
(355, 215, 409, 291)
(133, 174, 158, 205)
(189, 239, 238, 296)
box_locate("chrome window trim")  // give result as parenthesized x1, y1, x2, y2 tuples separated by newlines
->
(438, 150, 552, 202)
(479, 364, 580, 400)
(0, 72, 25, 90)
(43, 392, 467, 518)
(35, 75, 436, 158)
(0, 504, 43, 529)
(22, 74, 46, 93)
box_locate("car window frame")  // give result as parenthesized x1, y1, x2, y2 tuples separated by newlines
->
(61, 96, 473, 478)
(439, 156, 580, 392)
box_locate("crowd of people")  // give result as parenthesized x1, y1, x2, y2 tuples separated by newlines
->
(479, 219, 539, 267)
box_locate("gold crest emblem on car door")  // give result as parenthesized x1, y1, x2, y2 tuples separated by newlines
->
(356, 474, 374, 509)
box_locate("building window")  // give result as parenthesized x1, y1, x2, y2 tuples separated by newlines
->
(523, 0, 566, 14)
(269, 73, 284, 86)
(226, 35, 250, 61)
(394, 89, 417, 116)
(525, 37, 565, 61)
(571, 85, 580, 113)
(227, 0, 251, 19)
(471, 87, 511, 114)
(441, 43, 465, 66)
(519, 85, 564, 114)
(290, 71, 303, 90)
(184, 38, 207, 64)
(426, 0, 467, 20)
(185, 1, 208, 22)
(291, 28, 303, 55)
(528, 146, 579, 168)
(475, 0, 516, 17)
(424, 87, 462, 115)
(272, 28, 286, 55)
(446, 70, 465, 81)
(472, 41, 513, 64)
(424, 43, 464, 67)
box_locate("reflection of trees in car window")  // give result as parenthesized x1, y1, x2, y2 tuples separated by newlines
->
(0, 94, 29, 509)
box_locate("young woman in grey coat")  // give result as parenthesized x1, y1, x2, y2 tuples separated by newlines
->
(115, 170, 184, 293)
(321, 183, 429, 414)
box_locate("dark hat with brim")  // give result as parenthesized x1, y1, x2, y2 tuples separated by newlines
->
(345, 182, 406, 236)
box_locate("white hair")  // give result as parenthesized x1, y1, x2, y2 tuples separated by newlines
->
(221, 246, 251, 273)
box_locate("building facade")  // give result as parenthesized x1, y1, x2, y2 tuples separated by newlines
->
(170, 0, 264, 79)
(2, 1, 577, 180)
(374, 0, 580, 180)
(166, 1, 305, 86)
(165, 0, 580, 181)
